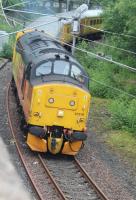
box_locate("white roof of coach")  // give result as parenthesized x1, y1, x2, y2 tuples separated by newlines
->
(61, 9, 103, 24)
(80, 9, 103, 19)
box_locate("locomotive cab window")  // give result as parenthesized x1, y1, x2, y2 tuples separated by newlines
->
(36, 61, 52, 76)
(71, 65, 84, 83)
(53, 60, 70, 75)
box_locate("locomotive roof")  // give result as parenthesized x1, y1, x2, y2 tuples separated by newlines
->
(17, 30, 81, 67)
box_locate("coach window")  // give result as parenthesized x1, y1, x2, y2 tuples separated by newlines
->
(36, 61, 52, 76)
(90, 20, 93, 25)
(93, 20, 96, 25)
(99, 19, 102, 24)
(53, 60, 70, 75)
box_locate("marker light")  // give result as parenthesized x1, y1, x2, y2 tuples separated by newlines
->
(69, 100, 75, 106)
(48, 98, 54, 104)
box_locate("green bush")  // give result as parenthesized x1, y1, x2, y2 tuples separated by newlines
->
(0, 43, 13, 59)
(0, 35, 15, 59)
(0, 21, 20, 59)
(109, 97, 136, 132)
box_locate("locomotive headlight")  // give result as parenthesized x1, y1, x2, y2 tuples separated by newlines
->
(48, 98, 54, 104)
(69, 100, 75, 106)
(57, 110, 64, 117)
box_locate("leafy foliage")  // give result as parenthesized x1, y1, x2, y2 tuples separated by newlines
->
(109, 98, 136, 132)
(75, 0, 136, 133)
(0, 35, 15, 59)
(102, 0, 136, 52)
(2, 0, 21, 7)
(0, 43, 12, 59)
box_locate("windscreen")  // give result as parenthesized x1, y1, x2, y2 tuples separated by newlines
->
(35, 60, 89, 87)
(36, 61, 52, 76)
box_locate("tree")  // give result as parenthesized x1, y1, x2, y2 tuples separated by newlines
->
(103, 0, 136, 51)
(2, 0, 22, 8)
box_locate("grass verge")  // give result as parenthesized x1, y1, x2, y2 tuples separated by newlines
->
(90, 97, 136, 168)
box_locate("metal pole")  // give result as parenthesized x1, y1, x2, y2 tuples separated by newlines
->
(66, 0, 70, 11)
(72, 34, 76, 56)
(71, 4, 88, 55)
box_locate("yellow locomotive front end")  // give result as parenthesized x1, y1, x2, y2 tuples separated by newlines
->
(27, 83, 90, 155)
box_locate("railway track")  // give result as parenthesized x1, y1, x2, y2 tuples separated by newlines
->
(0, 59, 9, 70)
(6, 79, 109, 200)
(40, 154, 108, 200)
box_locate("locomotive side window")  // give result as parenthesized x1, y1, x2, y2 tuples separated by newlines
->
(36, 61, 52, 76)
(53, 60, 70, 75)
(71, 65, 84, 83)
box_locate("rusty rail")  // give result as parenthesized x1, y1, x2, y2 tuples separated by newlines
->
(74, 156, 109, 200)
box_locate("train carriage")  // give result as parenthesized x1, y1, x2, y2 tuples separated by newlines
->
(60, 9, 103, 43)
(12, 30, 91, 155)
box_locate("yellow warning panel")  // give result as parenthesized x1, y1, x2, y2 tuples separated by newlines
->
(27, 133, 47, 152)
(62, 141, 82, 155)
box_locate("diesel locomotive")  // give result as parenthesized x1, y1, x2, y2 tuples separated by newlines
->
(12, 30, 91, 155)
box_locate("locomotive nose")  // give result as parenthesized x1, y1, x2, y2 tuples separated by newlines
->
(46, 93, 78, 111)
(29, 83, 90, 132)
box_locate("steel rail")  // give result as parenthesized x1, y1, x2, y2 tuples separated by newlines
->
(6, 80, 43, 200)
(0, 59, 9, 70)
(38, 154, 67, 200)
(74, 157, 109, 200)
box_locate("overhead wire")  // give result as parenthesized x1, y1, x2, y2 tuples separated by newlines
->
(0, 19, 135, 72)
(3, 6, 135, 55)
(0, 19, 59, 38)
(0, 14, 23, 26)
(3, 5, 136, 39)
(58, 37, 136, 72)
(2, 7, 70, 19)
(73, 34, 136, 55)
(3, 1, 30, 9)
(1, 4, 135, 97)
(3, 0, 57, 23)
(12, 32, 136, 99)
(11, 11, 56, 23)
(61, 32, 136, 55)
(91, 79, 136, 98)
(0, 16, 135, 98)
(2, 8, 136, 61)
(47, 32, 136, 97)
(0, 0, 11, 26)
(81, 24, 136, 39)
